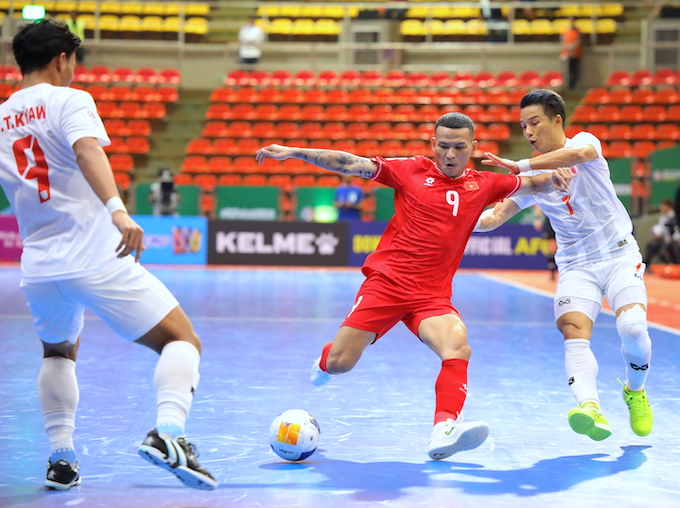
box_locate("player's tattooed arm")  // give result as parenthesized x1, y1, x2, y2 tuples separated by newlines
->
(256, 144, 377, 178)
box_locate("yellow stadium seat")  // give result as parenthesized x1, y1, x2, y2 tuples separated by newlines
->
(164, 4, 181, 17)
(512, 19, 530, 36)
(443, 19, 466, 36)
(451, 7, 480, 19)
(79, 14, 96, 31)
(597, 18, 617, 34)
(99, 14, 120, 30)
(466, 19, 488, 37)
(301, 5, 324, 18)
(279, 5, 303, 19)
(316, 19, 341, 36)
(555, 4, 582, 18)
(186, 17, 208, 34)
(431, 7, 454, 19)
(529, 19, 552, 36)
(142, 16, 164, 32)
(78, 1, 96, 14)
(575, 18, 594, 34)
(429, 19, 445, 37)
(100, 2, 122, 15)
(405, 7, 429, 19)
(185, 3, 211, 17)
(120, 2, 143, 15)
(346, 7, 359, 18)
(268, 18, 293, 34)
(119, 15, 142, 37)
(292, 18, 314, 37)
(162, 17, 181, 39)
(601, 3, 624, 17)
(400, 19, 425, 37)
(55, 1, 77, 13)
(143, 2, 166, 16)
(257, 5, 279, 18)
(551, 18, 571, 35)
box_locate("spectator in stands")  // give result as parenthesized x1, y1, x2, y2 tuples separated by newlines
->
(480, 0, 508, 43)
(149, 168, 180, 216)
(66, 10, 86, 64)
(238, 15, 265, 67)
(560, 17, 582, 90)
(644, 199, 678, 265)
(334, 175, 365, 222)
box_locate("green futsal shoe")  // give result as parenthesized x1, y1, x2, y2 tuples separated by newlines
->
(619, 379, 653, 437)
(568, 402, 612, 441)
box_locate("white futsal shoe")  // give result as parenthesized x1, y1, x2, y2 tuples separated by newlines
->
(427, 418, 490, 460)
(310, 357, 332, 387)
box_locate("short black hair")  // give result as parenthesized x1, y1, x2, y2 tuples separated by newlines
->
(13, 19, 81, 75)
(520, 89, 567, 125)
(435, 112, 475, 137)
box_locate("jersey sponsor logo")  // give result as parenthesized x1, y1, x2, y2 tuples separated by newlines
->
(424, 177, 435, 187)
(617, 239, 628, 247)
(568, 376, 575, 385)
(464, 181, 479, 191)
(558, 298, 571, 306)
(347, 295, 363, 318)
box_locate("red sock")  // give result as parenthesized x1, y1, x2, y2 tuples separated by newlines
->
(434, 358, 468, 424)
(318, 342, 333, 373)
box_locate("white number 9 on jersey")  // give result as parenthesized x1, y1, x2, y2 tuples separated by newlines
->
(446, 190, 460, 217)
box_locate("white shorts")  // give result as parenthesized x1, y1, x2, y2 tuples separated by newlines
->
(21, 257, 179, 344)
(554, 252, 647, 322)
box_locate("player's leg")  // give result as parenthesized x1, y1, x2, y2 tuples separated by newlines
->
(311, 326, 377, 386)
(417, 312, 489, 460)
(21, 281, 84, 490)
(608, 259, 653, 436)
(63, 259, 215, 489)
(555, 269, 611, 440)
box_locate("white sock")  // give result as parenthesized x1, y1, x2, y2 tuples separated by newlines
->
(564, 339, 600, 406)
(38, 357, 79, 455)
(154, 340, 200, 438)
(616, 305, 652, 391)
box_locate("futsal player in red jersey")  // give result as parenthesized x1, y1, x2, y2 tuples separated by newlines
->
(256, 112, 573, 460)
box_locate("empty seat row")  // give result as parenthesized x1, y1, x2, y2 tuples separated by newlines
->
(75, 84, 178, 103)
(565, 123, 680, 142)
(103, 119, 152, 137)
(571, 104, 680, 124)
(584, 87, 679, 105)
(97, 101, 167, 119)
(104, 136, 150, 155)
(605, 68, 680, 87)
(199, 121, 511, 142)
(2, 1, 211, 16)
(210, 86, 535, 107)
(206, 103, 520, 124)
(223, 69, 562, 89)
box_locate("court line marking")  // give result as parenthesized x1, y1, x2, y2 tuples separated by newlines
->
(478, 272, 680, 336)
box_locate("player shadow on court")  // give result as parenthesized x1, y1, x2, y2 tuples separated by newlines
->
(251, 445, 649, 502)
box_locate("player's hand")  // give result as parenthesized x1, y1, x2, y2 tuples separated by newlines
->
(551, 167, 573, 193)
(111, 211, 145, 262)
(255, 144, 293, 163)
(481, 152, 520, 174)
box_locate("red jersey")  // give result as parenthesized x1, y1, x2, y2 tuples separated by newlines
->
(363, 156, 521, 297)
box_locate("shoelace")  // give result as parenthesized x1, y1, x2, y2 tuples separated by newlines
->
(178, 438, 200, 458)
(625, 390, 650, 417)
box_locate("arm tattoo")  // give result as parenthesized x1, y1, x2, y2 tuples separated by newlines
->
(294, 149, 374, 177)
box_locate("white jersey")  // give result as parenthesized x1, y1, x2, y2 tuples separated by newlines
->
(510, 131, 640, 271)
(0, 83, 120, 282)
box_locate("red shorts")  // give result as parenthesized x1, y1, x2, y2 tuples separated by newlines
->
(342, 271, 460, 341)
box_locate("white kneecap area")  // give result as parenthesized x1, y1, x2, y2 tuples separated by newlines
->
(616, 305, 650, 357)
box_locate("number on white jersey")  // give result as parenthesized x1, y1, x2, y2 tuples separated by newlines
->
(14, 134, 51, 203)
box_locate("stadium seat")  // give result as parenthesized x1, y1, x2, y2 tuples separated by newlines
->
(281, 88, 304, 104)
(564, 124, 585, 138)
(641, 105, 667, 123)
(348, 104, 371, 122)
(268, 174, 293, 192)
(484, 123, 511, 141)
(234, 138, 261, 156)
(346, 122, 369, 140)
(181, 155, 208, 173)
(631, 140, 656, 159)
(303, 88, 327, 104)
(654, 123, 679, 141)
(0, 64, 19, 81)
(211, 138, 235, 155)
(113, 172, 131, 191)
(294, 70, 316, 86)
(158, 68, 181, 85)
(629, 69, 653, 87)
(231, 104, 256, 121)
(270, 70, 293, 86)
(194, 174, 218, 192)
(142, 102, 167, 119)
(218, 174, 243, 186)
(584, 88, 610, 104)
(324, 104, 349, 122)
(127, 137, 150, 154)
(384, 70, 407, 87)
(608, 88, 632, 104)
(630, 88, 655, 105)
(87, 84, 112, 101)
(111, 67, 135, 83)
(90, 65, 112, 83)
(393, 123, 416, 141)
(97, 101, 120, 119)
(585, 124, 609, 140)
(597, 105, 621, 123)
(201, 121, 229, 138)
(320, 122, 346, 140)
(518, 70, 541, 87)
(368, 122, 392, 141)
(316, 70, 339, 86)
(292, 174, 317, 188)
(605, 141, 632, 158)
(186, 138, 213, 155)
(379, 140, 404, 157)
(275, 122, 300, 139)
(157, 86, 179, 103)
(104, 119, 128, 137)
(128, 119, 151, 137)
(225, 69, 250, 86)
(206, 103, 232, 121)
(132, 85, 159, 102)
(207, 156, 232, 173)
(608, 124, 632, 140)
(109, 154, 134, 173)
(355, 140, 380, 157)
(317, 175, 341, 187)
(361, 70, 384, 86)
(605, 70, 630, 87)
(541, 70, 564, 88)
(210, 87, 235, 103)
(619, 105, 643, 122)
(630, 124, 656, 140)
(174, 173, 194, 185)
(119, 101, 144, 119)
(326, 89, 350, 104)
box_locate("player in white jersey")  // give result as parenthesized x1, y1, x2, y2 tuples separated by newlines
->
(475, 89, 653, 441)
(0, 20, 216, 490)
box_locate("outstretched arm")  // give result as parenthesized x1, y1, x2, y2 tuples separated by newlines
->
(513, 166, 573, 196)
(256, 144, 378, 178)
(475, 200, 522, 232)
(482, 146, 598, 175)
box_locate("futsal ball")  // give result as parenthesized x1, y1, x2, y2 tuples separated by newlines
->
(268, 409, 320, 461)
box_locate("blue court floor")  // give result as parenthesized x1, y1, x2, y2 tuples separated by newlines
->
(0, 265, 678, 508)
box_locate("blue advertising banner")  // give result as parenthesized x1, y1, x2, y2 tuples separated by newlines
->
(131, 215, 207, 265)
(348, 221, 550, 270)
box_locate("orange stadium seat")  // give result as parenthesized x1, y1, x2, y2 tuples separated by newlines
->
(355, 140, 379, 156)
(232, 103, 256, 121)
(346, 122, 369, 140)
(243, 174, 268, 187)
(218, 174, 243, 186)
(181, 155, 208, 173)
(348, 104, 371, 122)
(206, 103, 232, 121)
(211, 138, 236, 155)
(268, 174, 293, 192)
(641, 105, 667, 123)
(157, 86, 179, 103)
(316, 70, 339, 86)
(294, 70, 316, 86)
(655, 123, 679, 141)
(326, 88, 350, 104)
(605, 70, 630, 87)
(158, 68, 181, 85)
(564, 125, 585, 138)
(253, 103, 279, 121)
(210, 87, 236, 103)
(90, 65, 112, 83)
(654, 88, 679, 104)
(629, 69, 653, 87)
(303, 88, 327, 104)
(332, 139, 356, 152)
(127, 137, 150, 154)
(128, 119, 151, 137)
(225, 69, 250, 85)
(201, 121, 229, 138)
(597, 105, 621, 123)
(542, 70, 564, 88)
(292, 174, 317, 187)
(608, 124, 632, 140)
(299, 104, 323, 121)
(113, 172, 131, 190)
(605, 141, 632, 158)
(109, 154, 134, 173)
(143, 102, 166, 119)
(585, 124, 609, 140)
(104, 119, 128, 137)
(380, 140, 404, 157)
(619, 105, 643, 122)
(186, 138, 213, 155)
(174, 173, 193, 185)
(207, 156, 233, 173)
(631, 124, 656, 140)
(320, 122, 346, 140)
(97, 101, 120, 119)
(325, 104, 349, 122)
(317, 175, 341, 187)
(631, 140, 656, 159)
(300, 122, 324, 139)
(194, 174, 218, 191)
